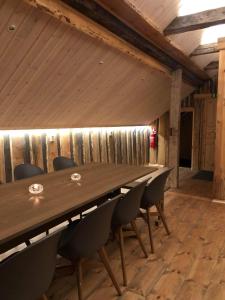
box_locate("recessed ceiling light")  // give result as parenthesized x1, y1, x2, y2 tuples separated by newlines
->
(8, 24, 16, 32)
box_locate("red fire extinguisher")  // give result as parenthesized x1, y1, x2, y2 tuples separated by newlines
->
(150, 128, 157, 149)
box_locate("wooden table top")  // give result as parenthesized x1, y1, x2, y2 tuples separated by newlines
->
(0, 163, 156, 253)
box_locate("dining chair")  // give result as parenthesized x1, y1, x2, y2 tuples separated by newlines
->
(58, 195, 122, 300)
(53, 156, 78, 171)
(140, 167, 173, 253)
(0, 231, 61, 300)
(111, 181, 148, 286)
(14, 163, 44, 180)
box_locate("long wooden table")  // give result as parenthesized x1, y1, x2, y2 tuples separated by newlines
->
(0, 163, 156, 254)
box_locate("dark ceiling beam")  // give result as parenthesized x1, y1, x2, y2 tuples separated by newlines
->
(62, 0, 208, 86)
(204, 61, 219, 71)
(164, 7, 225, 35)
(190, 43, 219, 57)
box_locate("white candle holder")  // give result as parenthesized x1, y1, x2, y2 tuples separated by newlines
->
(29, 183, 44, 195)
(71, 173, 82, 182)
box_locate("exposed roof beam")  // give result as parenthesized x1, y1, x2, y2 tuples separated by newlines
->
(190, 43, 219, 57)
(56, 0, 209, 86)
(204, 61, 219, 71)
(92, 0, 209, 82)
(164, 7, 225, 35)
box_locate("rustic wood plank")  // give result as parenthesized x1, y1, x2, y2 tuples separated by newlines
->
(164, 7, 225, 35)
(4, 135, 13, 183)
(10, 136, 26, 177)
(82, 131, 91, 164)
(46, 135, 58, 172)
(99, 131, 108, 163)
(41, 134, 48, 173)
(190, 43, 218, 57)
(73, 132, 83, 165)
(107, 131, 115, 164)
(31, 135, 44, 169)
(158, 112, 169, 166)
(121, 131, 127, 164)
(59, 131, 71, 158)
(169, 69, 182, 188)
(0, 136, 5, 184)
(91, 131, 101, 163)
(213, 38, 225, 199)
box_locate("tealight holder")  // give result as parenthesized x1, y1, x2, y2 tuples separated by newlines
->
(29, 183, 44, 195)
(71, 173, 82, 182)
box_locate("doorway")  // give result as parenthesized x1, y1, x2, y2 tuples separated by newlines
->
(179, 111, 193, 168)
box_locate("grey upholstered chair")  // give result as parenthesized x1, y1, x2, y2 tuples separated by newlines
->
(111, 181, 148, 286)
(140, 167, 173, 253)
(58, 195, 122, 300)
(14, 163, 44, 180)
(0, 231, 61, 300)
(53, 156, 78, 171)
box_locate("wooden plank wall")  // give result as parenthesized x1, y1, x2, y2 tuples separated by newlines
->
(0, 126, 163, 183)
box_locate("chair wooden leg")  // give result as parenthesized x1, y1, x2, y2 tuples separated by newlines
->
(117, 227, 127, 286)
(76, 259, 83, 300)
(146, 208, 154, 253)
(155, 203, 170, 235)
(98, 246, 122, 296)
(130, 220, 148, 258)
(25, 240, 31, 246)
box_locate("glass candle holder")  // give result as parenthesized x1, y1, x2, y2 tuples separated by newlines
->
(29, 183, 44, 195)
(71, 173, 82, 182)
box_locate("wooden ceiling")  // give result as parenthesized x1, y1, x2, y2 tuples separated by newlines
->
(0, 0, 193, 129)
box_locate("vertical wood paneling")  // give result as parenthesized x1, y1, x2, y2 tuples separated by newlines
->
(59, 132, 71, 158)
(121, 131, 127, 164)
(91, 131, 101, 163)
(41, 134, 48, 173)
(158, 112, 169, 166)
(0, 136, 5, 184)
(82, 132, 91, 163)
(0, 127, 155, 183)
(24, 134, 31, 164)
(126, 130, 132, 164)
(100, 130, 108, 163)
(131, 130, 137, 165)
(107, 131, 115, 163)
(46, 136, 58, 172)
(11, 136, 26, 176)
(73, 132, 83, 165)
(31, 135, 44, 169)
(115, 131, 122, 164)
(4, 135, 12, 183)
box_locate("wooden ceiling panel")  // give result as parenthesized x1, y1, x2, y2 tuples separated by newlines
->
(0, 1, 182, 129)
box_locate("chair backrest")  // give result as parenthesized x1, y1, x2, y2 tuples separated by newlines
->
(59, 195, 121, 260)
(14, 163, 44, 180)
(112, 181, 147, 228)
(0, 231, 61, 300)
(53, 156, 78, 171)
(141, 167, 173, 208)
